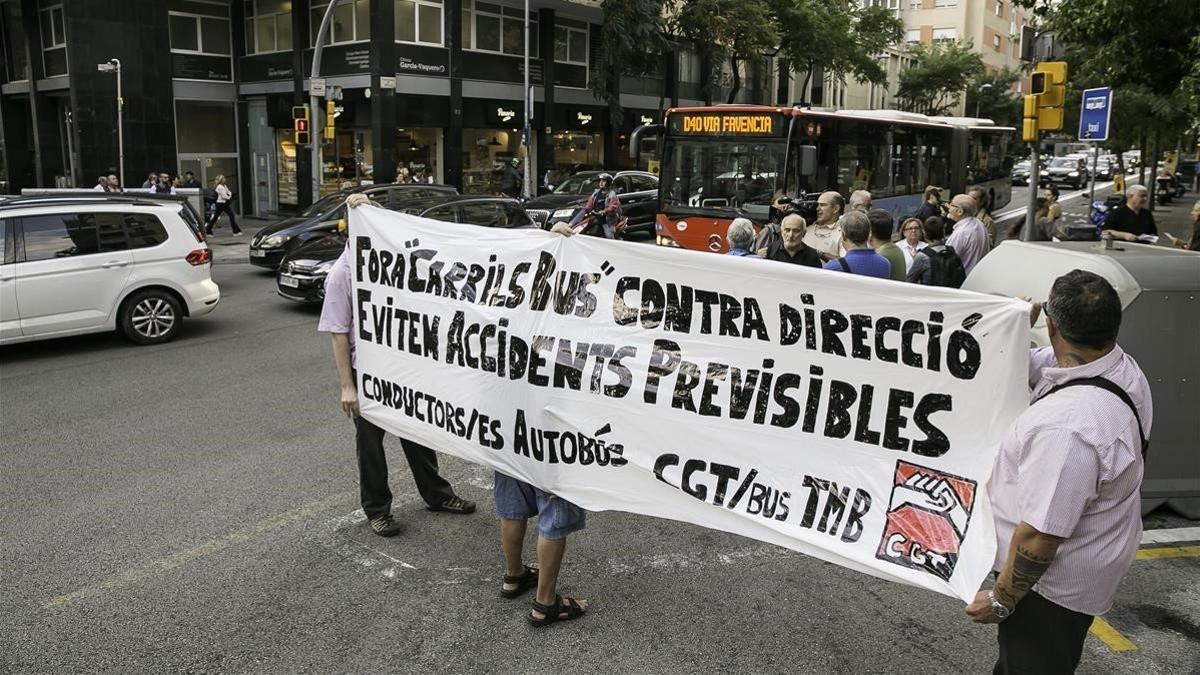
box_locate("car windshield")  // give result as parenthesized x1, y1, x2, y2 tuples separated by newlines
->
(1050, 158, 1078, 168)
(661, 138, 785, 215)
(300, 193, 344, 218)
(553, 175, 600, 194)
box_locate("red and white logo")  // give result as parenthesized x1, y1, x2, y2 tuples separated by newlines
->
(876, 460, 977, 582)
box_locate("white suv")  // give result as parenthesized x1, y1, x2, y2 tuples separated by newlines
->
(0, 195, 220, 346)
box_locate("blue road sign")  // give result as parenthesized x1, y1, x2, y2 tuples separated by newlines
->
(1078, 87, 1113, 142)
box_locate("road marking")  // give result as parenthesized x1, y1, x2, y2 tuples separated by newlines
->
(1134, 545, 1200, 561)
(1140, 527, 1200, 545)
(1090, 617, 1138, 652)
(44, 493, 349, 609)
(994, 179, 1118, 222)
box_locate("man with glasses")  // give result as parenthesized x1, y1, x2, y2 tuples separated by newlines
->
(944, 194, 990, 275)
(968, 270, 1150, 674)
(803, 191, 845, 261)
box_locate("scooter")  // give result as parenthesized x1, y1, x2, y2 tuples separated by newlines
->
(1156, 173, 1173, 204)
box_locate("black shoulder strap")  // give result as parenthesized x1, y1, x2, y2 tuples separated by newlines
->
(837, 257, 852, 273)
(1035, 377, 1149, 457)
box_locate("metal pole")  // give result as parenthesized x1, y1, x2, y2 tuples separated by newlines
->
(522, 0, 532, 199)
(1087, 144, 1099, 218)
(1021, 143, 1041, 240)
(114, 59, 124, 189)
(310, 1, 338, 200)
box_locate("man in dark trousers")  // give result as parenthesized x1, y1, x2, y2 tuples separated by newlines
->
(1103, 185, 1158, 242)
(967, 270, 1151, 674)
(319, 195, 476, 536)
(499, 158, 523, 198)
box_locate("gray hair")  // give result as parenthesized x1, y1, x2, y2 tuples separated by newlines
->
(727, 218, 755, 249)
(841, 211, 870, 245)
(1126, 185, 1148, 199)
(849, 190, 872, 211)
(951, 195, 977, 217)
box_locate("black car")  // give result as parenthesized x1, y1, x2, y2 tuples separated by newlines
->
(249, 183, 457, 270)
(525, 170, 659, 240)
(276, 196, 537, 303)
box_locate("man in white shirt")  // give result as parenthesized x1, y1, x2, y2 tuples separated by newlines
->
(803, 191, 844, 261)
(966, 270, 1151, 675)
(945, 194, 990, 275)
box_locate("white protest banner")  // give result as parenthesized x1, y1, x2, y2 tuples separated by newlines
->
(349, 206, 1030, 601)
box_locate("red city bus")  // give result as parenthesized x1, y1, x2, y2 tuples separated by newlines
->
(631, 105, 1014, 252)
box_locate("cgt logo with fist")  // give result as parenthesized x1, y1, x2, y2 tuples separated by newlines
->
(876, 460, 977, 582)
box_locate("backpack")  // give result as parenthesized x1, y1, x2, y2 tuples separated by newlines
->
(924, 244, 966, 288)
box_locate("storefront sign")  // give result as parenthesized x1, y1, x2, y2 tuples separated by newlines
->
(172, 53, 232, 82)
(301, 45, 370, 75)
(350, 207, 1031, 602)
(396, 45, 449, 76)
(240, 52, 293, 82)
(576, 111, 593, 126)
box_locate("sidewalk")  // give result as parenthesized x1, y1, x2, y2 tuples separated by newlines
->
(204, 216, 273, 265)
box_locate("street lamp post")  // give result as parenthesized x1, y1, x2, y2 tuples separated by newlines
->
(97, 59, 124, 188)
(975, 82, 993, 118)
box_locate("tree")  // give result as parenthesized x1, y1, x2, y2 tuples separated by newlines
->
(592, 0, 670, 122)
(671, 0, 779, 104)
(770, 0, 904, 103)
(895, 41, 985, 115)
(963, 67, 1024, 126)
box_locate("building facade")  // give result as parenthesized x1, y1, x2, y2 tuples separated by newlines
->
(1, 0, 767, 214)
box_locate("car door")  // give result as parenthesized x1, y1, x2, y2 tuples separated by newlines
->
(0, 218, 19, 340)
(14, 211, 134, 336)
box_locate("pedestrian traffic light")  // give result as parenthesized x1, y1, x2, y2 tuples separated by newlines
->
(292, 105, 310, 145)
(324, 100, 336, 142)
(1031, 61, 1067, 131)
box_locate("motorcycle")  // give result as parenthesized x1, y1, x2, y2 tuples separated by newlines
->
(1156, 173, 1173, 204)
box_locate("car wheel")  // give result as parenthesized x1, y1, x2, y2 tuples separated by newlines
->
(120, 289, 182, 345)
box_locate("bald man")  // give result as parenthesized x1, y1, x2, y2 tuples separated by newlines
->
(803, 191, 845, 260)
(945, 194, 990, 275)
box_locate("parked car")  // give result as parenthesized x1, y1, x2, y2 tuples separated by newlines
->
(276, 196, 537, 303)
(0, 193, 219, 345)
(249, 183, 457, 270)
(1011, 160, 1033, 186)
(525, 170, 659, 240)
(1040, 156, 1090, 189)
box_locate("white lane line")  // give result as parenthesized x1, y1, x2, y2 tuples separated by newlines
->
(311, 508, 420, 579)
(1141, 526, 1200, 545)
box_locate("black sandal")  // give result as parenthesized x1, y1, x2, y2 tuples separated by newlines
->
(500, 565, 538, 599)
(528, 595, 586, 627)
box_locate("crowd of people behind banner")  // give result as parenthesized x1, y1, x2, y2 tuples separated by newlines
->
(314, 171, 1189, 671)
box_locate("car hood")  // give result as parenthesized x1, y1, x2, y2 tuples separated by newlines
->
(524, 194, 588, 209)
(281, 234, 347, 265)
(253, 212, 337, 239)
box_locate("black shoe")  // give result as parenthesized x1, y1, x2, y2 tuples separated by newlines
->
(369, 514, 402, 537)
(427, 495, 476, 514)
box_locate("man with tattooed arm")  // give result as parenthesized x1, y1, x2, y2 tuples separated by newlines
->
(966, 270, 1152, 674)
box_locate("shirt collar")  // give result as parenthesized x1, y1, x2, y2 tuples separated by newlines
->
(1039, 344, 1126, 386)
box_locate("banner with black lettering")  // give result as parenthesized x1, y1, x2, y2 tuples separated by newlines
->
(349, 206, 1030, 601)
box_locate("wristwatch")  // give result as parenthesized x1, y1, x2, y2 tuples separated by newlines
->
(988, 590, 1013, 619)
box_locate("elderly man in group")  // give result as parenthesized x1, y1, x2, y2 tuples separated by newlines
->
(759, 213, 821, 267)
(967, 269, 1151, 674)
(945, 193, 990, 275)
(847, 189, 872, 214)
(822, 211, 890, 278)
(1102, 185, 1158, 243)
(724, 218, 760, 258)
(804, 191, 845, 261)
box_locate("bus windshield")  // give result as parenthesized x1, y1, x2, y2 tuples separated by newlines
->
(661, 138, 786, 215)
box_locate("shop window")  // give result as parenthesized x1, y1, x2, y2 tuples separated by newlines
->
(311, 0, 370, 46)
(554, 22, 587, 65)
(462, 128, 521, 195)
(170, 13, 232, 55)
(40, 5, 67, 77)
(396, 0, 443, 46)
(462, 1, 538, 57)
(175, 101, 237, 154)
(246, 0, 293, 54)
(395, 128, 441, 183)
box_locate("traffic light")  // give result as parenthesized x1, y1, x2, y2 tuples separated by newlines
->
(1031, 61, 1067, 131)
(324, 100, 336, 142)
(292, 105, 310, 145)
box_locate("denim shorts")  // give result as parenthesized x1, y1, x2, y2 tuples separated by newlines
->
(493, 471, 586, 540)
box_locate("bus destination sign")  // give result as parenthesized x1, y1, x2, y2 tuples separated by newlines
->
(669, 112, 785, 136)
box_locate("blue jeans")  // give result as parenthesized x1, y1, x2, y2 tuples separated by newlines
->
(493, 472, 585, 540)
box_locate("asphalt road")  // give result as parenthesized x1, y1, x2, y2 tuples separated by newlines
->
(2, 253, 1198, 673)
